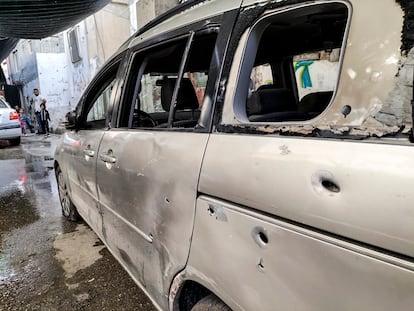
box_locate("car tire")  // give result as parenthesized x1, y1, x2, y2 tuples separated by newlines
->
(56, 167, 80, 221)
(9, 137, 21, 146)
(191, 294, 231, 311)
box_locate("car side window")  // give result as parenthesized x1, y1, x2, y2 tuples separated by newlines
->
(86, 79, 116, 124)
(0, 98, 8, 108)
(81, 60, 121, 129)
(238, 2, 349, 123)
(119, 31, 218, 129)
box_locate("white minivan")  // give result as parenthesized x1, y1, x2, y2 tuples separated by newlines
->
(55, 0, 414, 310)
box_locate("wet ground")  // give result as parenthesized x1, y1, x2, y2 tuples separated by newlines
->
(0, 135, 156, 310)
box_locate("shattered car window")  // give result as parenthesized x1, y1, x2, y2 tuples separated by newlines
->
(244, 3, 348, 123)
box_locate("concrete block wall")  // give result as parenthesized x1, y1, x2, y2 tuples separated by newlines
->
(135, 0, 179, 29)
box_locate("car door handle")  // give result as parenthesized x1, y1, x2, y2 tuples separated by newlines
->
(83, 149, 95, 157)
(100, 153, 117, 164)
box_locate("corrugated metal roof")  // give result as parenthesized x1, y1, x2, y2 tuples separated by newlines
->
(0, 0, 110, 60)
(0, 0, 110, 39)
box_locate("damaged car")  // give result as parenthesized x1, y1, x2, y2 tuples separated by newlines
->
(54, 0, 414, 310)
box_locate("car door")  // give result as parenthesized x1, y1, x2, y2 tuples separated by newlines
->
(66, 57, 122, 235)
(95, 15, 233, 309)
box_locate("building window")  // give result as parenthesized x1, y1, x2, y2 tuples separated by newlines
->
(68, 28, 81, 63)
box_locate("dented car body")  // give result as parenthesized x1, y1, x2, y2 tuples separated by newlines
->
(54, 0, 414, 310)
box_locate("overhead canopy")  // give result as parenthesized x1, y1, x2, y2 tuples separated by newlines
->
(0, 37, 19, 62)
(0, 0, 110, 61)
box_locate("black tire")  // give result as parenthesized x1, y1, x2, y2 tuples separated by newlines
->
(191, 294, 231, 311)
(9, 137, 21, 146)
(56, 167, 80, 221)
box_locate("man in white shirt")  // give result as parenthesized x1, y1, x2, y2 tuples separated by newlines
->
(33, 88, 47, 134)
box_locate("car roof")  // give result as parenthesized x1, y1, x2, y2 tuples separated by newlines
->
(126, 0, 242, 50)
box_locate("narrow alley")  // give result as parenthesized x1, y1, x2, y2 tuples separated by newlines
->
(0, 135, 155, 310)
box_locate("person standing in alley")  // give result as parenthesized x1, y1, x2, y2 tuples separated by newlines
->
(39, 103, 51, 137)
(19, 108, 34, 133)
(18, 108, 26, 135)
(33, 88, 47, 134)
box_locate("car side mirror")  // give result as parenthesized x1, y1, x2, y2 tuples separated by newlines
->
(65, 110, 77, 129)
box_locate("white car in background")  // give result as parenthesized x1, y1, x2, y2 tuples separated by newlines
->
(0, 97, 21, 146)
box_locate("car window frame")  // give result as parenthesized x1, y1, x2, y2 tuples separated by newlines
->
(117, 28, 222, 132)
(76, 54, 125, 131)
(214, 1, 351, 129)
(238, 2, 349, 124)
(110, 11, 241, 133)
(116, 32, 190, 131)
(0, 98, 8, 109)
(84, 79, 117, 129)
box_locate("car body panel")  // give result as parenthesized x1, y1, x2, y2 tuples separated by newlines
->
(0, 125, 21, 140)
(185, 196, 414, 311)
(199, 134, 414, 258)
(63, 129, 104, 234)
(96, 129, 209, 310)
(0, 99, 21, 140)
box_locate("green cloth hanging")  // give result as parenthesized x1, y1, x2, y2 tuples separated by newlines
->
(294, 61, 314, 88)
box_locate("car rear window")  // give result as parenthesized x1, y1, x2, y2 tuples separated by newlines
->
(0, 99, 9, 108)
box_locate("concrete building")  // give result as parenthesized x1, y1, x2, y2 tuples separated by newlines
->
(5, 0, 178, 131)
(6, 36, 69, 130)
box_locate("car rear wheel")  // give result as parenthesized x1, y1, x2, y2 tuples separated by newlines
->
(9, 137, 20, 146)
(191, 294, 231, 311)
(56, 167, 80, 221)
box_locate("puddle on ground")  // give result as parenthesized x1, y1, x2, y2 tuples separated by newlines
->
(0, 142, 24, 160)
(0, 189, 39, 238)
(0, 139, 65, 294)
(0, 158, 40, 238)
(25, 170, 49, 181)
(54, 224, 106, 279)
(24, 154, 50, 173)
(33, 181, 52, 191)
(22, 139, 51, 149)
(0, 136, 156, 310)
